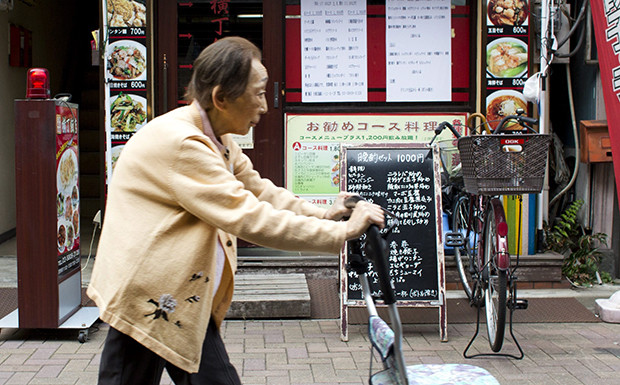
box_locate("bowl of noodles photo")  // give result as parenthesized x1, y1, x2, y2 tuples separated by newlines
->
(110, 93, 147, 132)
(487, 0, 529, 26)
(487, 38, 528, 78)
(107, 40, 146, 80)
(486, 90, 527, 130)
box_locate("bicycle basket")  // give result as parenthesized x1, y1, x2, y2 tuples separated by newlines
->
(437, 139, 462, 179)
(457, 133, 551, 195)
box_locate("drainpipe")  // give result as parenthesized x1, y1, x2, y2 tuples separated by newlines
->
(537, 0, 553, 250)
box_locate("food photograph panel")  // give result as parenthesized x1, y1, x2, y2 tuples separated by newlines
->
(56, 147, 80, 255)
(486, 37, 528, 79)
(109, 92, 147, 132)
(486, 89, 528, 130)
(487, 0, 529, 26)
(107, 0, 146, 28)
(106, 39, 147, 81)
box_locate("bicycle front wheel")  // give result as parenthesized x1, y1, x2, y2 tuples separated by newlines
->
(483, 199, 508, 352)
(452, 195, 474, 300)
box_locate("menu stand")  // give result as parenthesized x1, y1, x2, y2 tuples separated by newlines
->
(0, 99, 99, 342)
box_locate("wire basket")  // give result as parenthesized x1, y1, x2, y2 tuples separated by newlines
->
(437, 139, 462, 179)
(457, 133, 552, 195)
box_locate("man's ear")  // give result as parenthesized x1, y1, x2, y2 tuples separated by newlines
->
(211, 86, 226, 111)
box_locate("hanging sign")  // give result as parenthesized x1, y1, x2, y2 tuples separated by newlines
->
(485, 0, 530, 130)
(590, 0, 620, 205)
(103, 0, 148, 183)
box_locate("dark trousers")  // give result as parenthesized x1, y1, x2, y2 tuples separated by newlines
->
(98, 320, 242, 385)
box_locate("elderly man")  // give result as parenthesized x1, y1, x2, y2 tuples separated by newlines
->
(88, 36, 383, 385)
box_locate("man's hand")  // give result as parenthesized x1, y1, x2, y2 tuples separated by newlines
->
(323, 192, 358, 221)
(344, 200, 385, 240)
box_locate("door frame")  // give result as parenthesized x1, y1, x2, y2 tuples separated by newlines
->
(154, 0, 285, 186)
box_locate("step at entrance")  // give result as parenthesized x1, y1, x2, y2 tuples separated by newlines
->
(226, 273, 311, 319)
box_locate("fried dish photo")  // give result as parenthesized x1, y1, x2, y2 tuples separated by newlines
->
(488, 0, 529, 26)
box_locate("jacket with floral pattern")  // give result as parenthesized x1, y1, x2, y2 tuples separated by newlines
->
(87, 102, 347, 372)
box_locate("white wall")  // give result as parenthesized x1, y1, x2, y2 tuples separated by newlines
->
(0, 1, 79, 235)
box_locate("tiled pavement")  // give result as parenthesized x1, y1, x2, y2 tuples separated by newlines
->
(1, 235, 620, 384)
(0, 318, 619, 384)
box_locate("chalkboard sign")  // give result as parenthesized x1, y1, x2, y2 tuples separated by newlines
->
(341, 144, 446, 302)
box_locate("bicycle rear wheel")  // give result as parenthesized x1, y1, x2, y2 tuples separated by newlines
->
(452, 195, 474, 300)
(483, 199, 508, 352)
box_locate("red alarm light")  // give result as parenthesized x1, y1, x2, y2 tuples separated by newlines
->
(26, 68, 51, 99)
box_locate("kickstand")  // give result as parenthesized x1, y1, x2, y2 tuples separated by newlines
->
(463, 281, 525, 360)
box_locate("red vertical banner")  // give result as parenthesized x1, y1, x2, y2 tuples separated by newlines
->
(590, 0, 620, 205)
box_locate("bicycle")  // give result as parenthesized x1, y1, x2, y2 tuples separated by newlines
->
(432, 110, 551, 358)
(344, 195, 500, 385)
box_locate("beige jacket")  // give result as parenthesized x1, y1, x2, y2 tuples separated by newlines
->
(87, 103, 347, 372)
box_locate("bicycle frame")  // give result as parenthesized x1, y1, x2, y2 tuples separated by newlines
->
(462, 195, 510, 275)
(435, 114, 540, 358)
(487, 198, 510, 271)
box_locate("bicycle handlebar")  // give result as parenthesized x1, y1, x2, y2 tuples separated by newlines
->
(428, 121, 461, 146)
(431, 110, 539, 145)
(493, 114, 539, 134)
(344, 194, 364, 209)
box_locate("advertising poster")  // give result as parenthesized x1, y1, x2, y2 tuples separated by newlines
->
(55, 103, 81, 278)
(285, 113, 467, 206)
(485, 0, 530, 130)
(104, 0, 148, 183)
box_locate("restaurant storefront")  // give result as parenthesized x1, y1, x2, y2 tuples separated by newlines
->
(96, 0, 617, 283)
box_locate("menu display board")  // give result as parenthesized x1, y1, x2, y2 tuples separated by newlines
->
(485, 0, 530, 129)
(385, 0, 451, 101)
(485, 0, 534, 256)
(55, 103, 81, 278)
(341, 145, 444, 302)
(285, 113, 467, 207)
(338, 143, 447, 342)
(103, 0, 148, 182)
(300, 0, 368, 102)
(286, 3, 473, 104)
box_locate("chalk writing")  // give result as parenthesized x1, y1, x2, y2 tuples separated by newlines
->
(344, 146, 440, 301)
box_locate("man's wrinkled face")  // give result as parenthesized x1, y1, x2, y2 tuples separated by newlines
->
(223, 59, 268, 136)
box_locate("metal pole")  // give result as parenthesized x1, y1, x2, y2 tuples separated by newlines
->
(537, 0, 553, 247)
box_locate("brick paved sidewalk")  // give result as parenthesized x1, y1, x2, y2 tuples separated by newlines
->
(0, 319, 619, 385)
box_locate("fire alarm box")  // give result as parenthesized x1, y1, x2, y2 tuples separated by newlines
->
(579, 120, 613, 163)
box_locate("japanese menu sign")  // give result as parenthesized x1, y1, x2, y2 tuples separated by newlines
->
(385, 0, 451, 101)
(300, 0, 368, 102)
(56, 103, 81, 278)
(342, 145, 444, 302)
(103, 0, 148, 182)
(485, 0, 530, 129)
(285, 113, 466, 206)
